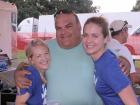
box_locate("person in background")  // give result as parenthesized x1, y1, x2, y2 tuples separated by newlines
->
(14, 9, 130, 105)
(82, 16, 139, 105)
(107, 20, 140, 84)
(15, 39, 50, 105)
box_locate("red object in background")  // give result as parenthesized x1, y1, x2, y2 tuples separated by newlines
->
(127, 36, 140, 55)
(126, 25, 140, 55)
(125, 43, 136, 55)
(17, 32, 55, 50)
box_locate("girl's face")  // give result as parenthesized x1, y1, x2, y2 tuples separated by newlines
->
(82, 23, 108, 60)
(29, 45, 50, 72)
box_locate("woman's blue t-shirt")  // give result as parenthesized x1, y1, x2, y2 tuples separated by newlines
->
(95, 49, 130, 105)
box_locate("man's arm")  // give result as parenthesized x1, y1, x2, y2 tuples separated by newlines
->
(119, 56, 140, 84)
(118, 56, 131, 76)
(14, 62, 31, 88)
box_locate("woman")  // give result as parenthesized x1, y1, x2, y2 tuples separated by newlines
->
(82, 16, 139, 105)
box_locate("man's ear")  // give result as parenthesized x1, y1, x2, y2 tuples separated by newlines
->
(104, 36, 109, 44)
(81, 34, 84, 38)
(77, 22, 81, 31)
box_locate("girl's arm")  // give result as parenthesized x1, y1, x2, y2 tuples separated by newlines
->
(119, 85, 139, 105)
(15, 92, 30, 105)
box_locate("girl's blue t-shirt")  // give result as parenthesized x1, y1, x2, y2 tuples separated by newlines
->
(18, 65, 47, 105)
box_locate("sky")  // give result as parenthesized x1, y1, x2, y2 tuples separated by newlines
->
(92, 0, 137, 13)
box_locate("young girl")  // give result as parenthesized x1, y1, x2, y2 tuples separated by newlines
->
(82, 17, 139, 105)
(15, 39, 50, 105)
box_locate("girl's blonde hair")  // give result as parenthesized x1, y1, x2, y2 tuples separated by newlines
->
(25, 39, 49, 58)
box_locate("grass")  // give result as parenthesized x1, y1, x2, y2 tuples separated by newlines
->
(135, 60, 140, 68)
(16, 50, 26, 62)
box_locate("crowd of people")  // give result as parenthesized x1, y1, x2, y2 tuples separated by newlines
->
(14, 9, 140, 105)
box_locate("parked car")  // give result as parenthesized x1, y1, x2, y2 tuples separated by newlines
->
(126, 26, 140, 55)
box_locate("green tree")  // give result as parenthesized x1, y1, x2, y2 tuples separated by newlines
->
(48, 0, 98, 13)
(3, 0, 98, 24)
(132, 0, 140, 11)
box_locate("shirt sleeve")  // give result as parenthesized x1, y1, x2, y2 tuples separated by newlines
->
(100, 58, 130, 93)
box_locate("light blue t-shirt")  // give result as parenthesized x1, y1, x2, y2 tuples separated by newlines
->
(46, 39, 103, 105)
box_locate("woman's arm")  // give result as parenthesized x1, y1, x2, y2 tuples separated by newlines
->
(15, 92, 30, 105)
(119, 85, 139, 105)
